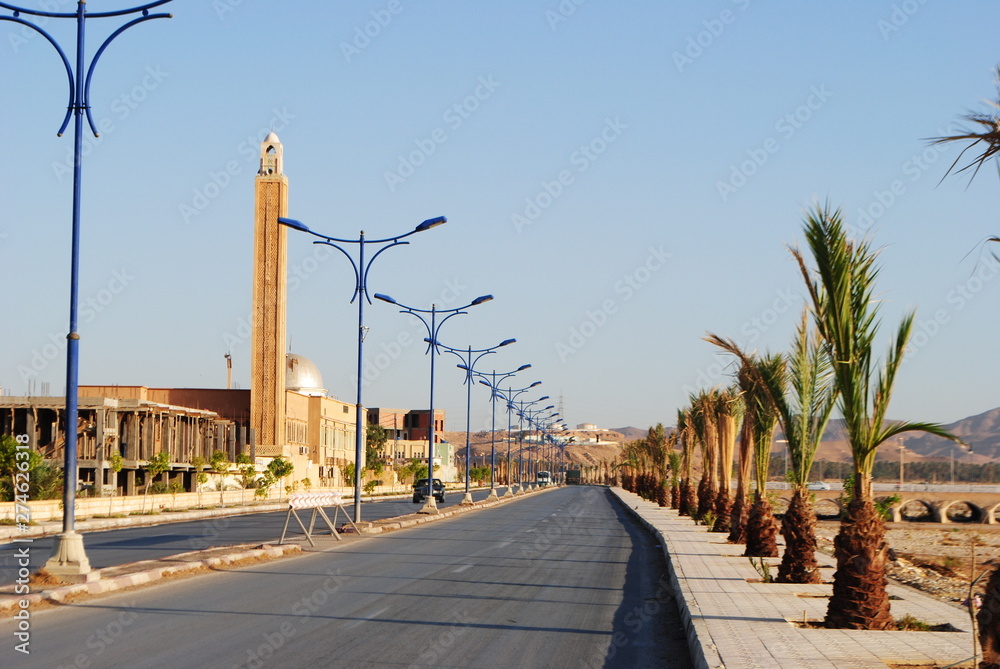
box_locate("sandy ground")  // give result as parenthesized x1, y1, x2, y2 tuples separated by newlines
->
(814, 521, 1000, 604)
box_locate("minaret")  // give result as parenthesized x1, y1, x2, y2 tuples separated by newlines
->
(250, 132, 288, 452)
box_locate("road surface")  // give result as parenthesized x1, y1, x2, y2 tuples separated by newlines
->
(1, 486, 693, 668)
(0, 488, 500, 586)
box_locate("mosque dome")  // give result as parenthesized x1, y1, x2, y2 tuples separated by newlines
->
(285, 353, 327, 397)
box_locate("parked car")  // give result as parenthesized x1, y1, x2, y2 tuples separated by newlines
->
(412, 478, 445, 504)
(807, 481, 831, 491)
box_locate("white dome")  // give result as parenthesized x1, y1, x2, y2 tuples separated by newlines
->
(286, 353, 326, 397)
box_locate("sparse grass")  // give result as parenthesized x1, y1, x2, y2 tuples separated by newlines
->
(896, 614, 932, 631)
(749, 557, 774, 583)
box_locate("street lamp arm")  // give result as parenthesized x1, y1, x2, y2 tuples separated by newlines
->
(0, 0, 172, 18)
(0, 15, 75, 133)
(84, 12, 171, 135)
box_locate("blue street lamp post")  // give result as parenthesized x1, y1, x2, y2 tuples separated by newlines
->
(0, 0, 172, 580)
(374, 293, 493, 514)
(277, 216, 445, 523)
(474, 365, 530, 500)
(438, 338, 516, 505)
(517, 401, 554, 490)
(495, 383, 541, 495)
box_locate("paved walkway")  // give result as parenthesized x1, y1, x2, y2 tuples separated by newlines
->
(612, 487, 977, 669)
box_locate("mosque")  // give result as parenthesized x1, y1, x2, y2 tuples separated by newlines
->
(0, 133, 452, 494)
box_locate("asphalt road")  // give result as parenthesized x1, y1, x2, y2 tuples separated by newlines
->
(0, 486, 693, 668)
(0, 488, 501, 587)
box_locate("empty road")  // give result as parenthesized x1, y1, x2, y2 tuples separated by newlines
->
(1, 486, 693, 668)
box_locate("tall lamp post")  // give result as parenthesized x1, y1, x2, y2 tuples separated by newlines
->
(437, 338, 516, 505)
(474, 365, 530, 500)
(525, 408, 557, 487)
(374, 293, 493, 514)
(495, 383, 542, 495)
(513, 397, 552, 492)
(277, 215, 446, 523)
(0, 0, 172, 580)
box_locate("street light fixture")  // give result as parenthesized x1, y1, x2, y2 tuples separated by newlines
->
(472, 364, 530, 500)
(374, 293, 493, 514)
(493, 382, 542, 496)
(278, 215, 445, 523)
(513, 397, 551, 492)
(0, 0, 173, 581)
(436, 338, 516, 505)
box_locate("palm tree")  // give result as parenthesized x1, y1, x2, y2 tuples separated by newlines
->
(691, 391, 718, 522)
(705, 338, 786, 557)
(712, 387, 743, 534)
(793, 203, 959, 630)
(931, 65, 1000, 184)
(711, 314, 838, 574)
(933, 72, 1000, 666)
(676, 408, 696, 516)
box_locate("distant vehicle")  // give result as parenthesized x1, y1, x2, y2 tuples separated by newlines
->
(807, 481, 831, 491)
(536, 471, 552, 487)
(412, 478, 445, 504)
(566, 469, 582, 485)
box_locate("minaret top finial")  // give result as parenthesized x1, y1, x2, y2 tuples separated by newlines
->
(259, 132, 283, 176)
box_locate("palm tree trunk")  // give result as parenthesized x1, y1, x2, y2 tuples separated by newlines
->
(712, 490, 731, 533)
(776, 488, 819, 581)
(978, 564, 1000, 669)
(727, 493, 748, 543)
(743, 492, 779, 557)
(824, 490, 895, 629)
(696, 475, 715, 521)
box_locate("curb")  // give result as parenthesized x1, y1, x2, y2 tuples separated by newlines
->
(1, 543, 302, 613)
(1, 485, 556, 615)
(607, 487, 722, 669)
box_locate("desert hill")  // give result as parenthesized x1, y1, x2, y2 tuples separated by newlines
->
(440, 406, 1000, 468)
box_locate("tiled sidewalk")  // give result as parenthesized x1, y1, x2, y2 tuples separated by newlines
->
(612, 487, 976, 669)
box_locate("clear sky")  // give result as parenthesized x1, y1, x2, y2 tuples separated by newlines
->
(1, 1, 998, 435)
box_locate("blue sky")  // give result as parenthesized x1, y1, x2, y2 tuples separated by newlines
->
(1, 1, 998, 434)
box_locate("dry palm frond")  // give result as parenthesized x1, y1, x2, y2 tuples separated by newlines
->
(929, 66, 1000, 184)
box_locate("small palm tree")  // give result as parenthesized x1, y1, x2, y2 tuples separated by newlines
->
(712, 387, 743, 534)
(793, 203, 959, 630)
(690, 391, 717, 521)
(676, 408, 696, 516)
